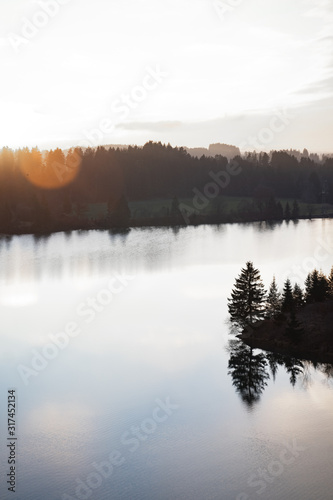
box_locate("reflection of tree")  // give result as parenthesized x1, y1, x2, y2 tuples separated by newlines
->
(319, 363, 333, 388)
(227, 340, 270, 408)
(265, 351, 283, 381)
(266, 351, 305, 386)
(283, 357, 304, 386)
(226, 340, 331, 404)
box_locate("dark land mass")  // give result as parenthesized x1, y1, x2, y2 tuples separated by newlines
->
(5, 211, 333, 237)
(238, 300, 333, 364)
(1, 142, 333, 235)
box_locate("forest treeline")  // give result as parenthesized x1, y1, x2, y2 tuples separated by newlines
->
(1, 141, 333, 233)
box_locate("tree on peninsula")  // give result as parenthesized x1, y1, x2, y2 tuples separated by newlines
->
(228, 261, 266, 329)
(266, 276, 281, 318)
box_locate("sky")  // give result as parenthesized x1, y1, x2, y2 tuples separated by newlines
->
(0, 0, 332, 153)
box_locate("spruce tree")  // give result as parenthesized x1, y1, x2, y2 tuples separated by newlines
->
(228, 262, 266, 329)
(266, 276, 281, 318)
(281, 279, 294, 312)
(328, 266, 333, 298)
(305, 269, 329, 302)
(292, 283, 304, 308)
(304, 272, 312, 302)
(317, 271, 329, 301)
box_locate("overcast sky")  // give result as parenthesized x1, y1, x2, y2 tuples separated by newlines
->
(0, 0, 332, 152)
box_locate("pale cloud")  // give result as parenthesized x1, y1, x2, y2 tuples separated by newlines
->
(303, 0, 333, 18)
(117, 121, 182, 132)
(0, 0, 332, 152)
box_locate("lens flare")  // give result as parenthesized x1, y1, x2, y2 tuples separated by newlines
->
(20, 149, 81, 189)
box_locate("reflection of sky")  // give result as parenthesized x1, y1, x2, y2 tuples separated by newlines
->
(0, 221, 333, 499)
(0, 220, 332, 287)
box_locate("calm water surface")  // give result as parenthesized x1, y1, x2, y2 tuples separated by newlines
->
(0, 220, 333, 500)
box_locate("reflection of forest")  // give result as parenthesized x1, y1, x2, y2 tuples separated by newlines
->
(227, 339, 333, 408)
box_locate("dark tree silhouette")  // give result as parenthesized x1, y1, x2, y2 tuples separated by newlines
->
(328, 266, 333, 298)
(305, 269, 329, 302)
(281, 279, 294, 312)
(266, 276, 281, 318)
(292, 283, 304, 308)
(228, 261, 266, 329)
(1, 142, 333, 234)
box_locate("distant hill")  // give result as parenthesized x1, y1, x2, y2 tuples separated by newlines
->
(62, 143, 239, 159)
(185, 143, 240, 160)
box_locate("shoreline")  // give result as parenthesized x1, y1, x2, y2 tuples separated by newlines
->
(238, 333, 333, 365)
(237, 300, 333, 365)
(1, 213, 332, 238)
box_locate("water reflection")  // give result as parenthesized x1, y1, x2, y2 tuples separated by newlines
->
(227, 340, 270, 408)
(107, 227, 131, 240)
(0, 225, 230, 284)
(253, 220, 284, 232)
(227, 339, 333, 407)
(1, 219, 333, 290)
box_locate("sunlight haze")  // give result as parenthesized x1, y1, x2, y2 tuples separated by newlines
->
(0, 0, 332, 152)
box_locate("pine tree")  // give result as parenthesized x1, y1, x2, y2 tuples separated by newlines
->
(228, 262, 266, 329)
(304, 272, 312, 302)
(317, 271, 329, 301)
(328, 266, 333, 298)
(305, 269, 329, 302)
(281, 279, 294, 312)
(266, 276, 281, 318)
(292, 283, 304, 308)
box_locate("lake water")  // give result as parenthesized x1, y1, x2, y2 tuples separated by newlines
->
(0, 220, 333, 500)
